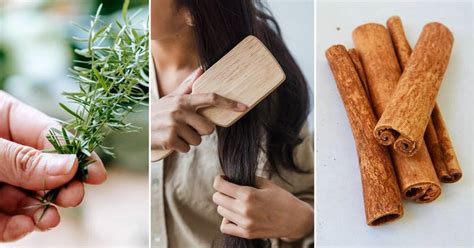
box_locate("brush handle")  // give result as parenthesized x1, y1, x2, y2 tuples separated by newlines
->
(150, 36, 284, 163)
(151, 149, 173, 162)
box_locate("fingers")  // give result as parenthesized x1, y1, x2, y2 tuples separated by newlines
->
(180, 111, 215, 136)
(15, 196, 60, 231)
(216, 206, 244, 227)
(213, 175, 253, 199)
(32, 205, 60, 231)
(28, 180, 85, 208)
(0, 184, 26, 213)
(0, 91, 59, 150)
(0, 184, 60, 238)
(170, 77, 193, 96)
(0, 214, 35, 242)
(213, 176, 266, 239)
(0, 92, 106, 186)
(176, 124, 202, 146)
(170, 68, 204, 96)
(83, 153, 107, 185)
(154, 98, 215, 136)
(188, 93, 248, 112)
(212, 192, 240, 214)
(213, 175, 237, 197)
(55, 180, 84, 208)
(193, 67, 205, 82)
(220, 218, 254, 239)
(151, 120, 194, 153)
(0, 139, 78, 191)
(171, 136, 191, 153)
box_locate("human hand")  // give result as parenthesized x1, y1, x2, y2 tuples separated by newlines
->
(151, 68, 247, 153)
(212, 175, 314, 241)
(0, 91, 107, 242)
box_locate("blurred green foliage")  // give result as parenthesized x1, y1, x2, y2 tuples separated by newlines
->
(0, 46, 8, 89)
(0, 0, 149, 171)
(94, 0, 148, 15)
(0, 0, 148, 89)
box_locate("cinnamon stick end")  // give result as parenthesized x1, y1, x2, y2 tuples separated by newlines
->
(373, 126, 397, 146)
(403, 183, 442, 203)
(352, 23, 386, 39)
(394, 136, 418, 156)
(386, 16, 401, 26)
(424, 22, 454, 43)
(438, 169, 462, 183)
(368, 212, 402, 226)
(441, 171, 462, 183)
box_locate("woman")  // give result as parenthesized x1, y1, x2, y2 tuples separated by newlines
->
(150, 0, 314, 247)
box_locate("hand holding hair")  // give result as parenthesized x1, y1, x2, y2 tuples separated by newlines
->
(212, 175, 314, 241)
(151, 68, 248, 153)
(0, 91, 106, 242)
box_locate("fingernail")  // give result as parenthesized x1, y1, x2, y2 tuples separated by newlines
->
(236, 103, 248, 111)
(45, 154, 77, 176)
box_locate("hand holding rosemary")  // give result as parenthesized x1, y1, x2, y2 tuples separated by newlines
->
(39, 1, 149, 216)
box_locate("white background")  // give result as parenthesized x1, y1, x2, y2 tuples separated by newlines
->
(269, 0, 315, 130)
(316, 1, 473, 247)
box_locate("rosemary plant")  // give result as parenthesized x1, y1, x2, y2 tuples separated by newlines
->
(39, 0, 149, 215)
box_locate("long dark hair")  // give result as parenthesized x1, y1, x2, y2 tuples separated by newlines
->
(175, 0, 311, 247)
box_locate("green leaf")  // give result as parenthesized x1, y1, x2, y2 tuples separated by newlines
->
(39, 0, 149, 215)
(80, 148, 92, 157)
(61, 127, 70, 145)
(122, 0, 130, 23)
(59, 103, 84, 121)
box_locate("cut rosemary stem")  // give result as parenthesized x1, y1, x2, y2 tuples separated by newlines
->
(38, 0, 149, 218)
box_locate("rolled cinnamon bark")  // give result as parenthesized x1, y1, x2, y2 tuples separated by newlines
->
(353, 23, 441, 203)
(387, 16, 462, 182)
(386, 16, 412, 69)
(424, 121, 451, 181)
(326, 45, 403, 225)
(374, 22, 454, 156)
(431, 105, 462, 182)
(388, 16, 448, 179)
(348, 48, 371, 102)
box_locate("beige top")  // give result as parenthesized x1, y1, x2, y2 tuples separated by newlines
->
(150, 58, 314, 248)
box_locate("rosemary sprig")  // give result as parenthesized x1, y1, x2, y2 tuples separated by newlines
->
(39, 0, 149, 217)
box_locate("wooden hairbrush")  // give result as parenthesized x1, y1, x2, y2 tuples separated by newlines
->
(151, 35, 285, 162)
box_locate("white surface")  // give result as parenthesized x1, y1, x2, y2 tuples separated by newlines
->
(316, 1, 474, 247)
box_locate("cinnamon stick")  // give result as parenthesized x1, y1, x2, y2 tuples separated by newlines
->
(326, 45, 403, 225)
(348, 48, 371, 102)
(386, 16, 412, 69)
(387, 16, 462, 182)
(424, 121, 451, 181)
(353, 23, 441, 203)
(374, 22, 454, 156)
(431, 105, 462, 182)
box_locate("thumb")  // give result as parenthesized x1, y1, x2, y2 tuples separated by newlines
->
(0, 138, 77, 191)
(170, 67, 204, 96)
